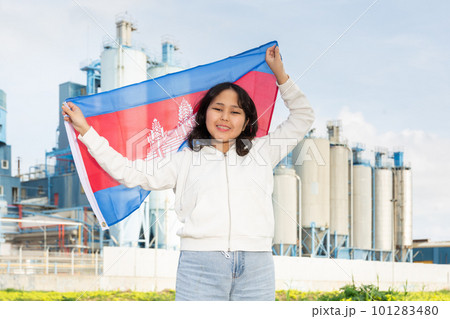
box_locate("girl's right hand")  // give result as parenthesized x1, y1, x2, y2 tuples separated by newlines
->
(61, 102, 91, 136)
(265, 44, 288, 85)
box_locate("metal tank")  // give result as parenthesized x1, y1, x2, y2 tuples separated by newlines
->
(148, 189, 178, 249)
(148, 64, 183, 79)
(374, 168, 393, 250)
(292, 137, 330, 256)
(100, 16, 147, 92)
(351, 144, 372, 250)
(147, 41, 184, 79)
(107, 209, 144, 247)
(327, 121, 350, 249)
(374, 150, 394, 252)
(390, 151, 413, 262)
(327, 120, 351, 254)
(102, 15, 150, 246)
(272, 166, 300, 256)
(394, 166, 413, 252)
(330, 146, 350, 242)
(352, 164, 372, 250)
(144, 39, 185, 250)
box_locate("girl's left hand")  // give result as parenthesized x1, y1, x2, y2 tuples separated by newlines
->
(265, 45, 289, 85)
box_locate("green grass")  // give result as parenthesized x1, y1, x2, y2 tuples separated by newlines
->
(275, 284, 450, 301)
(0, 285, 449, 301)
(0, 288, 175, 301)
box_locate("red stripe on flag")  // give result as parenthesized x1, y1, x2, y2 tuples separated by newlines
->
(235, 71, 278, 137)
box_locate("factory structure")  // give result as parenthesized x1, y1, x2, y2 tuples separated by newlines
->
(272, 124, 413, 263)
(0, 15, 184, 257)
(0, 14, 448, 271)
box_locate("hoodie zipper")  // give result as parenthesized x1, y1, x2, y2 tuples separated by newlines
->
(224, 152, 231, 253)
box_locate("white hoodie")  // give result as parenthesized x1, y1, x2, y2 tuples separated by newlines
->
(78, 77, 315, 252)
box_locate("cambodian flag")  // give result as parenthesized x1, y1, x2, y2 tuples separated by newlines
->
(64, 41, 279, 230)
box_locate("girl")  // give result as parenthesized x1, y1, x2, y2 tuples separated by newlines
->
(62, 45, 315, 301)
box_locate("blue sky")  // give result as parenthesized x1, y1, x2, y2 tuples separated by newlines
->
(0, 0, 449, 241)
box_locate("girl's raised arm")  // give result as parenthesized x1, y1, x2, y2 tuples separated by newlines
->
(260, 45, 316, 168)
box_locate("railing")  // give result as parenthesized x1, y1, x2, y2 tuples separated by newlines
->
(0, 248, 102, 275)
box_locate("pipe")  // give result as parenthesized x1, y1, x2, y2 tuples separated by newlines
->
(90, 223, 94, 253)
(18, 205, 23, 229)
(71, 248, 75, 275)
(95, 251, 98, 276)
(19, 245, 22, 270)
(46, 151, 51, 206)
(294, 174, 302, 257)
(84, 207, 88, 253)
(165, 196, 169, 249)
(0, 218, 81, 227)
(393, 168, 398, 262)
(372, 166, 375, 250)
(45, 247, 49, 274)
(62, 225, 65, 252)
(78, 225, 81, 254)
(155, 199, 159, 291)
(345, 146, 353, 248)
(118, 43, 124, 87)
(8, 229, 77, 239)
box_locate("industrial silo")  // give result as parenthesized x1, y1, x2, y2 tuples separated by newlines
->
(292, 137, 330, 257)
(147, 40, 184, 79)
(100, 15, 151, 246)
(272, 166, 300, 256)
(327, 121, 350, 251)
(393, 152, 413, 261)
(374, 150, 393, 252)
(100, 15, 147, 92)
(148, 189, 177, 249)
(352, 145, 372, 250)
(108, 209, 143, 247)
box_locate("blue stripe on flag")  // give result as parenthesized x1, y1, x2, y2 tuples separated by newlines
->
(94, 185, 150, 226)
(67, 41, 277, 118)
(94, 143, 187, 226)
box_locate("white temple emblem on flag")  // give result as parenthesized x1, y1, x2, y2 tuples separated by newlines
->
(146, 98, 195, 160)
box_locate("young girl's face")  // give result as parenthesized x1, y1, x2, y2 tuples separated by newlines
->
(205, 89, 249, 143)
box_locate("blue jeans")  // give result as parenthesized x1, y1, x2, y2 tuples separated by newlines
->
(175, 250, 275, 301)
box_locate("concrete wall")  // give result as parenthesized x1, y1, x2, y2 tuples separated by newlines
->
(1, 247, 449, 292)
(274, 255, 450, 292)
(0, 274, 166, 293)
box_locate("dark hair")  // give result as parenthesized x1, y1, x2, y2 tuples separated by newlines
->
(187, 82, 259, 156)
